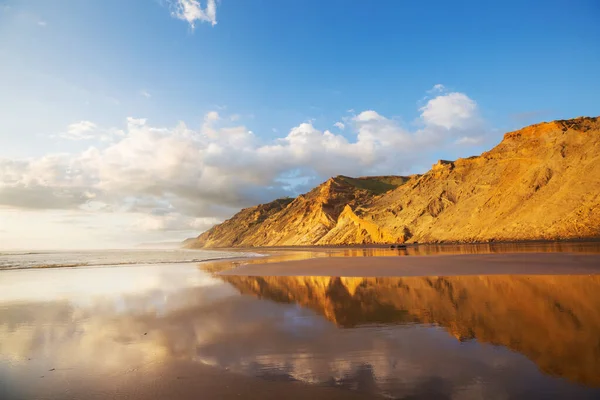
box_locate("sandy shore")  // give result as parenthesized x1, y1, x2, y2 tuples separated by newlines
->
(3, 360, 376, 400)
(4, 251, 600, 399)
(219, 252, 600, 277)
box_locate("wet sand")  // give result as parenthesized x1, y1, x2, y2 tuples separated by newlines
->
(4, 246, 600, 399)
(3, 360, 376, 400)
(220, 252, 600, 277)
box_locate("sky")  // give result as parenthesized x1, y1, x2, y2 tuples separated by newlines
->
(0, 0, 599, 249)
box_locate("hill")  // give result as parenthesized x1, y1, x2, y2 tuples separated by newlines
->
(184, 116, 600, 248)
(188, 176, 411, 248)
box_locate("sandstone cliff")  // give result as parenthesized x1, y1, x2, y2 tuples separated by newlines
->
(187, 175, 411, 247)
(185, 116, 600, 248)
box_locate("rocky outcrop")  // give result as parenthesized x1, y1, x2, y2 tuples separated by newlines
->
(316, 205, 396, 244)
(185, 175, 411, 248)
(185, 116, 600, 248)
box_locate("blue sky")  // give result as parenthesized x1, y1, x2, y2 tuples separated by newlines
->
(0, 0, 599, 248)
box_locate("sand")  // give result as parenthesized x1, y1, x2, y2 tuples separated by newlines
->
(3, 360, 376, 400)
(4, 251, 600, 399)
(219, 252, 600, 277)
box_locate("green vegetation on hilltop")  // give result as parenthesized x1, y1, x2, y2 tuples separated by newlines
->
(337, 175, 412, 195)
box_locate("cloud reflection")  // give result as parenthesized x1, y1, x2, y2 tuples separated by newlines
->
(1, 267, 600, 399)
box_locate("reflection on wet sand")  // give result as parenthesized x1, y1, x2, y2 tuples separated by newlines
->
(2, 263, 600, 399)
(222, 274, 600, 386)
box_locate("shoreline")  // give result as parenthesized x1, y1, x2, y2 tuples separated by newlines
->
(3, 241, 600, 274)
(0, 254, 265, 272)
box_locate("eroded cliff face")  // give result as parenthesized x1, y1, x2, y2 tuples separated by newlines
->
(186, 197, 295, 248)
(221, 274, 600, 386)
(363, 116, 600, 243)
(186, 175, 412, 248)
(185, 116, 600, 248)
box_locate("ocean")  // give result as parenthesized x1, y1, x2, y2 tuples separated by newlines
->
(0, 248, 260, 270)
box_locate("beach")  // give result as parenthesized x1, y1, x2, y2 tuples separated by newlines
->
(2, 244, 600, 399)
(3, 358, 375, 400)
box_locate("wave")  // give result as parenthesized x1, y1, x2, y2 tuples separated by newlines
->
(0, 252, 50, 256)
(0, 250, 264, 271)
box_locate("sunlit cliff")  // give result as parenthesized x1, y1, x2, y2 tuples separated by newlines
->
(186, 117, 600, 247)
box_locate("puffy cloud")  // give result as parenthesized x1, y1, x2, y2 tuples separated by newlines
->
(333, 122, 345, 130)
(61, 121, 98, 140)
(420, 92, 479, 130)
(205, 110, 219, 121)
(0, 87, 485, 236)
(57, 121, 123, 142)
(140, 90, 151, 98)
(0, 155, 99, 209)
(133, 214, 221, 232)
(354, 110, 385, 122)
(171, 0, 217, 29)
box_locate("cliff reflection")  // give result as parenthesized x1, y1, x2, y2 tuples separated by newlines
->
(221, 274, 600, 386)
(3, 264, 600, 399)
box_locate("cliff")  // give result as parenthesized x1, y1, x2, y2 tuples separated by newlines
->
(185, 116, 600, 248)
(187, 175, 412, 248)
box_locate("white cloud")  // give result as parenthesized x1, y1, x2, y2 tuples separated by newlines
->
(0, 86, 485, 240)
(171, 0, 217, 29)
(429, 83, 445, 93)
(140, 90, 151, 98)
(420, 92, 479, 130)
(201, 110, 220, 138)
(133, 213, 221, 232)
(37, 20, 47, 27)
(205, 110, 219, 121)
(333, 122, 345, 130)
(455, 136, 484, 145)
(354, 110, 385, 122)
(60, 121, 98, 140)
(126, 117, 147, 127)
(57, 121, 123, 142)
